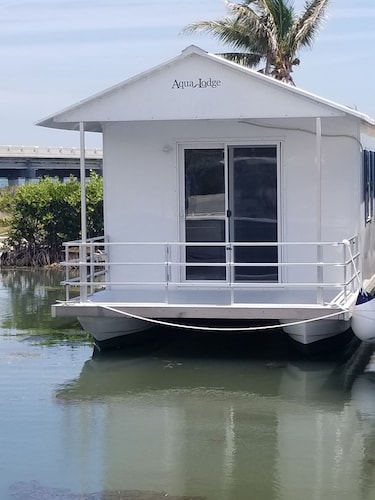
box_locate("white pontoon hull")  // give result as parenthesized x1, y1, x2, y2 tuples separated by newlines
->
(281, 319, 351, 345)
(74, 309, 352, 350)
(78, 316, 152, 343)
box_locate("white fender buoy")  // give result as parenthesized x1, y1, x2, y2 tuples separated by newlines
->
(341, 240, 375, 343)
(351, 296, 375, 343)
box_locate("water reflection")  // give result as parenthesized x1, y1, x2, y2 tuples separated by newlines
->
(0, 269, 80, 332)
(55, 338, 375, 500)
(276, 353, 375, 500)
(1, 269, 374, 499)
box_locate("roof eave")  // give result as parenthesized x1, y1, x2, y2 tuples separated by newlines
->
(35, 45, 375, 131)
(204, 51, 375, 126)
(35, 47, 205, 132)
(36, 117, 102, 133)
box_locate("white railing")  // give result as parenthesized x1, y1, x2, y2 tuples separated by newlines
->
(61, 236, 360, 306)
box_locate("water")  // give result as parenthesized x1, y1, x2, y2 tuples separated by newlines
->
(1, 269, 375, 500)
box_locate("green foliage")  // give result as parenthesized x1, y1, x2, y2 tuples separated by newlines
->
(0, 172, 103, 266)
(85, 170, 104, 238)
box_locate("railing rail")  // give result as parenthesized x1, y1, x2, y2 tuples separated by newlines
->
(61, 235, 359, 306)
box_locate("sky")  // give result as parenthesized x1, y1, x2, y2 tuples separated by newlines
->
(0, 0, 374, 148)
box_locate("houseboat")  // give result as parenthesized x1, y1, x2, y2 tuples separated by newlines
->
(37, 45, 375, 350)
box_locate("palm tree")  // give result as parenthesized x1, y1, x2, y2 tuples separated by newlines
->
(183, 0, 330, 85)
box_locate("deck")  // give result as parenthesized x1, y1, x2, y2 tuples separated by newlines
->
(53, 287, 354, 322)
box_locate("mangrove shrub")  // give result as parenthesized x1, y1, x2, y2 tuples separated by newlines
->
(0, 172, 103, 266)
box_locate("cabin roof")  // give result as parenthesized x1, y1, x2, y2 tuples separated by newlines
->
(36, 45, 375, 132)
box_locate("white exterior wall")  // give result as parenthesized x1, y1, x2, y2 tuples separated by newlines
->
(101, 116, 361, 286)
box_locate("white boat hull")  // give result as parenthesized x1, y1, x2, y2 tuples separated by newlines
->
(78, 312, 352, 350)
(351, 299, 375, 343)
(281, 319, 351, 345)
(77, 316, 152, 343)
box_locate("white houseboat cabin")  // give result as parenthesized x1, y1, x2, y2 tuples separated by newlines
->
(37, 45, 375, 351)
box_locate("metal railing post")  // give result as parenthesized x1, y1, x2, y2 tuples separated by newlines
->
(343, 242, 348, 300)
(355, 237, 360, 292)
(231, 244, 235, 305)
(317, 243, 323, 304)
(165, 243, 171, 304)
(89, 243, 94, 295)
(65, 244, 70, 301)
(79, 243, 88, 302)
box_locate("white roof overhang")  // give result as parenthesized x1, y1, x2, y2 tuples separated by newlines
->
(36, 45, 375, 132)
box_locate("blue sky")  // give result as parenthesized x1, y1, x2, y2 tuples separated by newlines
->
(0, 0, 374, 147)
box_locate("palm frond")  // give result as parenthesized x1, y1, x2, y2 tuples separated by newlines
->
(226, 0, 279, 58)
(258, 0, 294, 54)
(183, 18, 265, 54)
(217, 51, 263, 67)
(290, 0, 329, 51)
(263, 0, 295, 40)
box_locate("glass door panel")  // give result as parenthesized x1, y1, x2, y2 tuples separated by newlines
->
(183, 145, 278, 282)
(185, 219, 226, 280)
(229, 146, 278, 282)
(185, 149, 226, 280)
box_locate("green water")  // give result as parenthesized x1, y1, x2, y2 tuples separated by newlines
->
(0, 269, 375, 500)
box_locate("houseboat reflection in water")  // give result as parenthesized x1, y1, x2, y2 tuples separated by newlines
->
(56, 339, 375, 500)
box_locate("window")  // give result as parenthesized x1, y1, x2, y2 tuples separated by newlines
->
(364, 150, 375, 222)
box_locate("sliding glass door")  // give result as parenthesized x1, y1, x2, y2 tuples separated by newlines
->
(184, 148, 226, 280)
(228, 146, 278, 281)
(184, 145, 278, 282)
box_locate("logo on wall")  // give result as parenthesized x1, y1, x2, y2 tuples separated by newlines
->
(172, 78, 222, 90)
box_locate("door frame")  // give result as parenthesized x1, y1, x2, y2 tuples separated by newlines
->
(178, 140, 282, 284)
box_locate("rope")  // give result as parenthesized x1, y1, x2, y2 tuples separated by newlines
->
(101, 305, 349, 332)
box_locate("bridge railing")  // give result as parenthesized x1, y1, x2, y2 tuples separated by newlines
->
(0, 145, 103, 159)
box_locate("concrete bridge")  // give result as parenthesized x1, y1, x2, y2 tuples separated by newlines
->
(0, 145, 103, 185)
